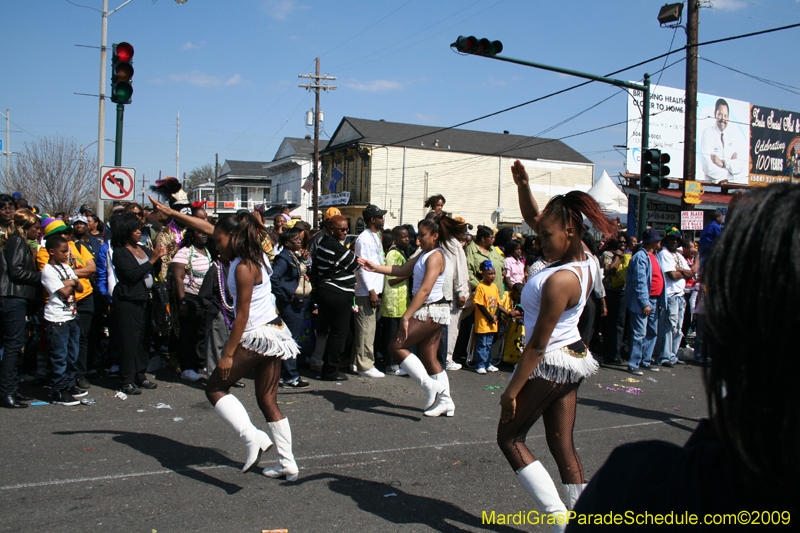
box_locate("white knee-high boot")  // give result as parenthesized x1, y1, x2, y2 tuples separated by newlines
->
(517, 461, 569, 533)
(400, 354, 445, 410)
(424, 371, 455, 417)
(563, 483, 587, 511)
(262, 417, 299, 481)
(214, 394, 272, 473)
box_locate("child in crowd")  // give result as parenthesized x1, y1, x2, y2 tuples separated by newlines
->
(500, 283, 525, 365)
(41, 235, 86, 406)
(473, 260, 517, 374)
(503, 240, 525, 289)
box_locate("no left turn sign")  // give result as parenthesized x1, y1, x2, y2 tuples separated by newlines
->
(100, 166, 136, 201)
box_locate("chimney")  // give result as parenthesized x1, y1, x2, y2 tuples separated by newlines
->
(304, 134, 311, 140)
(503, 130, 509, 134)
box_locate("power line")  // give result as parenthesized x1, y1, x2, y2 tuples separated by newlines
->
(699, 56, 800, 96)
(321, 0, 415, 58)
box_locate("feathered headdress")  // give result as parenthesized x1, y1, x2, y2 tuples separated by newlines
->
(151, 177, 191, 213)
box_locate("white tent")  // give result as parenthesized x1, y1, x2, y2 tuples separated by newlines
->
(588, 171, 628, 214)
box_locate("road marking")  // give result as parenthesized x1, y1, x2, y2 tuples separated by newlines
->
(0, 417, 697, 491)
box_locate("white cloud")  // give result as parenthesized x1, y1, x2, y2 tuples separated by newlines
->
(345, 79, 405, 91)
(224, 74, 242, 86)
(169, 71, 245, 88)
(182, 41, 206, 50)
(710, 0, 747, 11)
(264, 0, 309, 20)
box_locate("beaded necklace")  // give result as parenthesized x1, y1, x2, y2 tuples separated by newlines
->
(368, 229, 386, 265)
(168, 220, 184, 247)
(216, 260, 235, 328)
(186, 245, 211, 291)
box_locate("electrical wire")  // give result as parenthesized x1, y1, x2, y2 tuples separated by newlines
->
(699, 56, 800, 96)
(656, 24, 679, 87)
(321, 0, 416, 58)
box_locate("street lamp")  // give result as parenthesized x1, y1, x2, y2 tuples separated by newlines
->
(94, 0, 188, 215)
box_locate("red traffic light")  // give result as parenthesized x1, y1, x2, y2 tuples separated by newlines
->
(114, 42, 134, 62)
(451, 35, 502, 56)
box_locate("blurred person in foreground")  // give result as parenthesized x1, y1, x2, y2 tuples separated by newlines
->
(569, 183, 799, 529)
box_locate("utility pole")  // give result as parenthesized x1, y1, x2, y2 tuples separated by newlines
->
(214, 153, 219, 215)
(141, 173, 146, 205)
(682, 0, 699, 209)
(2, 109, 9, 178)
(299, 58, 336, 230)
(176, 111, 180, 180)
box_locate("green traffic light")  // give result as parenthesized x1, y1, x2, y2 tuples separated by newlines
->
(113, 82, 133, 103)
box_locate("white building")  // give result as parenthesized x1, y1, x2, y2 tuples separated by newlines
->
(211, 159, 272, 214)
(320, 117, 594, 231)
(262, 136, 316, 221)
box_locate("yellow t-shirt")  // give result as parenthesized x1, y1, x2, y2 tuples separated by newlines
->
(474, 281, 500, 334)
(37, 241, 94, 301)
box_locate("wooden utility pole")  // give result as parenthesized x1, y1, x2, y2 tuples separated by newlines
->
(682, 0, 699, 209)
(214, 153, 219, 215)
(299, 58, 337, 230)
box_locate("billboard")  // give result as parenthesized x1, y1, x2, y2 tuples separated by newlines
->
(749, 106, 800, 185)
(627, 84, 798, 187)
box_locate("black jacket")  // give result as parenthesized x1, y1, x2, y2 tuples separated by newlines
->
(111, 245, 162, 302)
(0, 234, 41, 301)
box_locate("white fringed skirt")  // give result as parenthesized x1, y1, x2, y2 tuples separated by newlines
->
(526, 345, 599, 384)
(412, 301, 451, 325)
(238, 320, 300, 360)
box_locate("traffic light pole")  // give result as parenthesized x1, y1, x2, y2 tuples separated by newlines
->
(472, 53, 651, 238)
(114, 104, 124, 166)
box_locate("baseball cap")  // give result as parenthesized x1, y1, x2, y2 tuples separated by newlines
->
(324, 207, 341, 220)
(72, 215, 89, 225)
(362, 204, 387, 220)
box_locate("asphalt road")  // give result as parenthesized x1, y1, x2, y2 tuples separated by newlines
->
(0, 360, 706, 533)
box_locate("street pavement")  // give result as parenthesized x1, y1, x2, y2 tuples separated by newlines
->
(0, 360, 706, 533)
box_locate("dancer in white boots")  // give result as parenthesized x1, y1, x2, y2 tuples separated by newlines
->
(150, 199, 300, 480)
(359, 214, 467, 417)
(497, 161, 615, 532)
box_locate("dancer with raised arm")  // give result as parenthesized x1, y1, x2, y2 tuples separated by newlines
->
(497, 161, 615, 532)
(150, 197, 301, 480)
(359, 214, 466, 417)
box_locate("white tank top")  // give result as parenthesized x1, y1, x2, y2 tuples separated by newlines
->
(412, 247, 448, 304)
(521, 255, 592, 352)
(228, 253, 278, 331)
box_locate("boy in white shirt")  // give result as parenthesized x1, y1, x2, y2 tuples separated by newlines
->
(41, 235, 86, 406)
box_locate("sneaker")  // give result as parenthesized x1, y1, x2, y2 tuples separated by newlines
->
(280, 379, 310, 389)
(386, 368, 408, 376)
(445, 362, 462, 371)
(358, 367, 385, 378)
(52, 391, 80, 406)
(661, 361, 674, 368)
(487, 365, 499, 373)
(181, 369, 203, 381)
(476, 367, 488, 375)
(75, 377, 90, 390)
(69, 387, 89, 398)
(137, 379, 158, 390)
(642, 365, 660, 372)
(628, 368, 644, 376)
(107, 365, 120, 378)
(120, 384, 142, 395)
(350, 364, 358, 373)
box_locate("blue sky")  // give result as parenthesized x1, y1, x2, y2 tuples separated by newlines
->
(2, 0, 799, 192)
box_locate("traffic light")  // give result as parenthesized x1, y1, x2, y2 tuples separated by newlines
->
(451, 35, 503, 56)
(641, 148, 670, 190)
(111, 42, 134, 104)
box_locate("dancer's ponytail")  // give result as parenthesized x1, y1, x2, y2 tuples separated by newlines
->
(230, 210, 267, 267)
(543, 191, 616, 239)
(418, 213, 467, 247)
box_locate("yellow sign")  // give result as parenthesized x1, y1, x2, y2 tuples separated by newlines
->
(684, 180, 704, 204)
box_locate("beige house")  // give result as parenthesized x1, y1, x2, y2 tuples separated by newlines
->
(320, 117, 594, 231)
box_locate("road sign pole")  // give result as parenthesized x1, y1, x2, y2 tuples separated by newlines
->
(637, 74, 651, 240)
(114, 104, 124, 166)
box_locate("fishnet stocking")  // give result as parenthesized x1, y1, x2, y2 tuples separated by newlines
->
(206, 345, 284, 422)
(497, 376, 586, 484)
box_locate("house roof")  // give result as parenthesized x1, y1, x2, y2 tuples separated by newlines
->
(282, 137, 315, 159)
(323, 117, 592, 165)
(221, 159, 271, 178)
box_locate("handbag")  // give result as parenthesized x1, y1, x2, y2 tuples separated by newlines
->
(150, 280, 173, 336)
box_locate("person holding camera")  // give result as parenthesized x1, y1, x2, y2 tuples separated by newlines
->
(270, 227, 311, 389)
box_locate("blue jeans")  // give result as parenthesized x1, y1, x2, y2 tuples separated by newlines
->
(654, 294, 685, 365)
(474, 332, 494, 370)
(628, 297, 659, 370)
(0, 297, 29, 396)
(46, 319, 81, 396)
